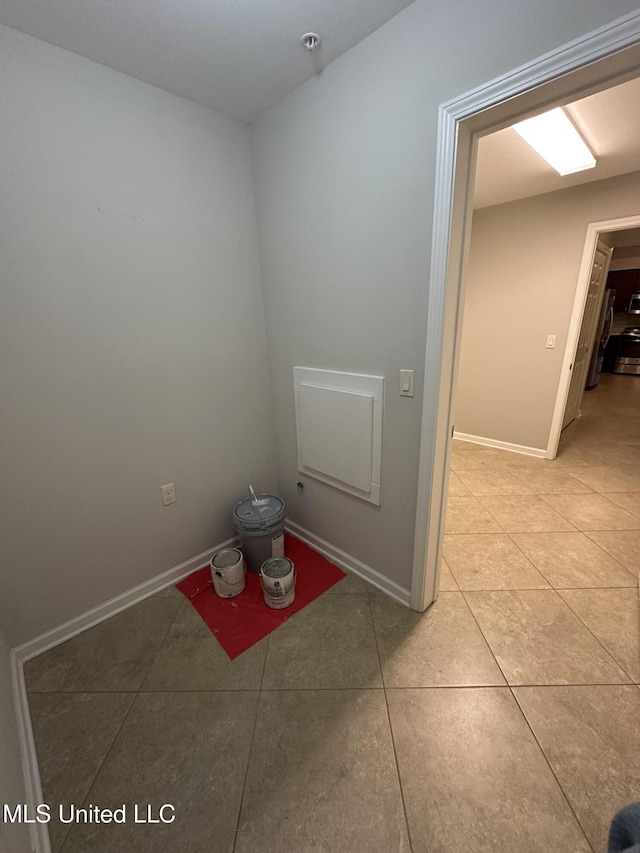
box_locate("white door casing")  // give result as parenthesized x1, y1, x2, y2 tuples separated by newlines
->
(411, 10, 640, 613)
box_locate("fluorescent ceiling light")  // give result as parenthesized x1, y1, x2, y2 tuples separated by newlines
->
(512, 107, 596, 176)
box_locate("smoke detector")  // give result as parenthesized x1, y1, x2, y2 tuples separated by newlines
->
(300, 33, 320, 52)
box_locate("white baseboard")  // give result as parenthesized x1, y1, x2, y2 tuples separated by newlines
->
(286, 520, 410, 607)
(9, 525, 407, 853)
(11, 649, 51, 853)
(13, 535, 238, 665)
(10, 535, 239, 853)
(453, 431, 546, 458)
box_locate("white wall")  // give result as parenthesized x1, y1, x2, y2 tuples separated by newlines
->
(250, 0, 640, 590)
(0, 25, 276, 645)
(0, 628, 31, 853)
(456, 170, 640, 451)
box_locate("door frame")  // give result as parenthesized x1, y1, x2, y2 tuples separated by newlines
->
(549, 216, 640, 453)
(410, 10, 640, 612)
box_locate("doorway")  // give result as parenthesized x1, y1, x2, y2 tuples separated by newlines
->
(547, 214, 640, 456)
(410, 10, 640, 612)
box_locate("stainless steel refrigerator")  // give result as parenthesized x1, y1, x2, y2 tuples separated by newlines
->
(586, 288, 616, 389)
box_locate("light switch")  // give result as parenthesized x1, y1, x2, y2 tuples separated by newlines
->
(546, 335, 556, 349)
(400, 369, 414, 397)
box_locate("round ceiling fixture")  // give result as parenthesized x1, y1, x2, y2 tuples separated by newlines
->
(300, 33, 320, 52)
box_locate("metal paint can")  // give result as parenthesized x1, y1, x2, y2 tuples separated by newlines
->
(260, 557, 296, 609)
(232, 491, 286, 573)
(210, 548, 246, 599)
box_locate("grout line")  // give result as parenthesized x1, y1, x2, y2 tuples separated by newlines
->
(382, 681, 637, 689)
(510, 689, 596, 853)
(461, 585, 631, 682)
(259, 632, 270, 692)
(553, 590, 636, 684)
(551, 584, 637, 590)
(231, 631, 270, 853)
(367, 590, 414, 852)
(536, 493, 640, 532)
(582, 530, 637, 572)
(457, 591, 509, 686)
(438, 584, 636, 592)
(365, 591, 385, 690)
(473, 494, 580, 533)
(443, 530, 513, 536)
(57, 693, 138, 853)
(136, 598, 185, 691)
(380, 689, 415, 853)
(258, 685, 386, 691)
(444, 529, 634, 581)
(49, 599, 183, 853)
(26, 689, 140, 695)
(458, 590, 595, 852)
(506, 533, 565, 588)
(113, 682, 635, 690)
(45, 682, 632, 694)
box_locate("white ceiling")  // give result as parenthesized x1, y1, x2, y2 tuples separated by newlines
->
(5, 0, 638, 203)
(474, 75, 640, 209)
(0, 0, 415, 122)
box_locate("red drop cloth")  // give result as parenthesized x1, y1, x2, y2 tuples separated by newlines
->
(175, 534, 346, 659)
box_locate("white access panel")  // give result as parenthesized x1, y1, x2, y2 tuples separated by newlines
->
(299, 384, 373, 491)
(293, 367, 384, 505)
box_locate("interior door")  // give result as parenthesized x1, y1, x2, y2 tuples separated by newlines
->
(562, 241, 614, 429)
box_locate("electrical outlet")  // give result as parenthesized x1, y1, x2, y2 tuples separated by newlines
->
(161, 483, 176, 506)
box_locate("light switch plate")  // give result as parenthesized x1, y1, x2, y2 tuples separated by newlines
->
(400, 369, 414, 397)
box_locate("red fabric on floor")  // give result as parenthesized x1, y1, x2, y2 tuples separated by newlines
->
(176, 534, 346, 659)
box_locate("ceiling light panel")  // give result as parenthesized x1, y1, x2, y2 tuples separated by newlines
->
(512, 107, 596, 176)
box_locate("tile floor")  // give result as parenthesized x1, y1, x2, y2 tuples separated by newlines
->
(25, 375, 640, 853)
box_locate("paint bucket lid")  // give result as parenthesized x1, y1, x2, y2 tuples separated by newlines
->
(261, 557, 294, 579)
(212, 548, 243, 569)
(233, 494, 285, 530)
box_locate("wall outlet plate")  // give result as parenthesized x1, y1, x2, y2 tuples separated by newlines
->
(161, 483, 176, 506)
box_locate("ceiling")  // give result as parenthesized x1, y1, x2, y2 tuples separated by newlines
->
(474, 75, 640, 209)
(0, 0, 415, 122)
(4, 0, 638, 202)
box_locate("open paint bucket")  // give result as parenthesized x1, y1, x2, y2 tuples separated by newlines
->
(232, 488, 286, 573)
(210, 548, 246, 599)
(260, 557, 296, 609)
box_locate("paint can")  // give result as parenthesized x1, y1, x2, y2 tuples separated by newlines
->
(233, 488, 286, 573)
(260, 557, 296, 609)
(210, 548, 246, 599)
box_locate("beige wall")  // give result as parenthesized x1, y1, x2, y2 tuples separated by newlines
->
(0, 26, 276, 645)
(456, 171, 640, 450)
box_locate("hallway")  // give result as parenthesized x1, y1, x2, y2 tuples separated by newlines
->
(442, 371, 640, 850)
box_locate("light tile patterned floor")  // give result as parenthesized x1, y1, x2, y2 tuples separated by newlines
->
(25, 375, 640, 853)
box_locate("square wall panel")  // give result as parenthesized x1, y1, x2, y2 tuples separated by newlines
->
(293, 367, 384, 505)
